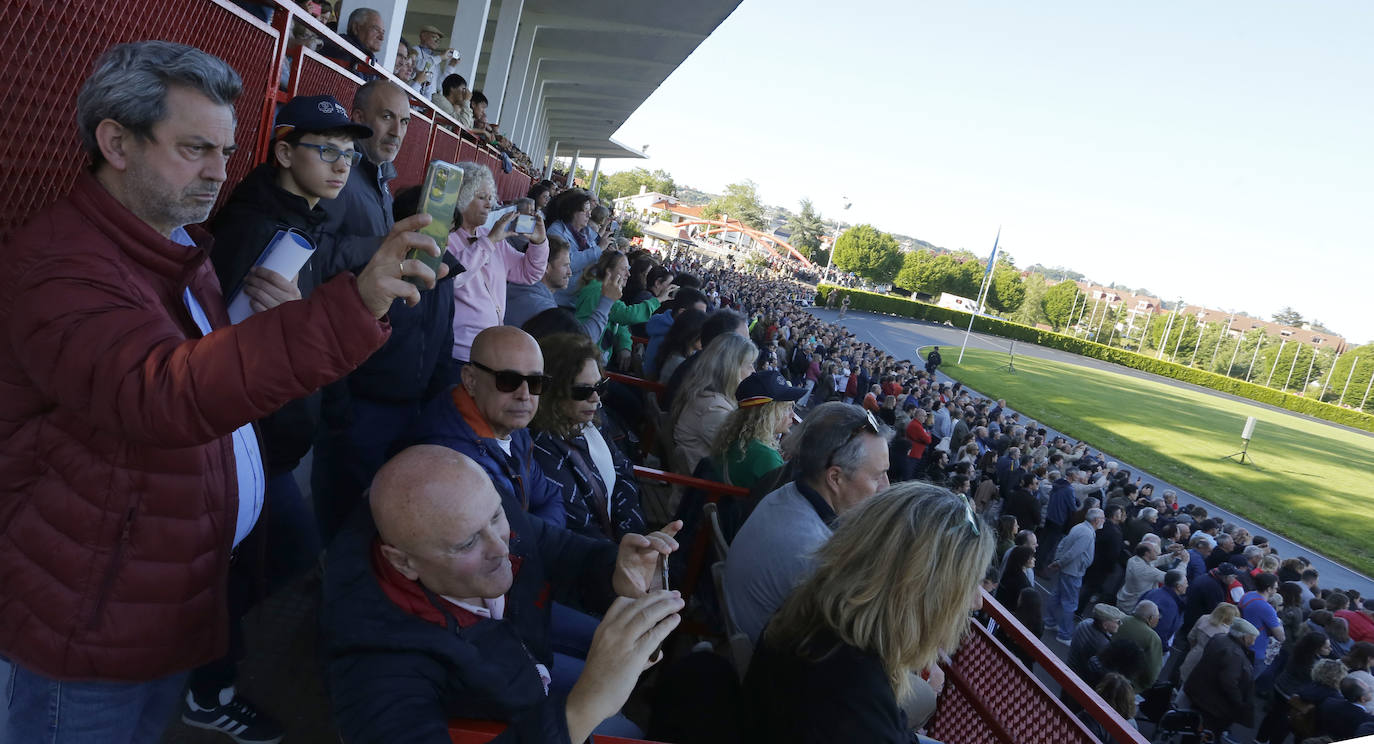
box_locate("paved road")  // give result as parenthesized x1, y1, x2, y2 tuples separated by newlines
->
(810, 307, 1374, 598)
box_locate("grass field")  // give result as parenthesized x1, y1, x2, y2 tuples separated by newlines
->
(944, 348, 1374, 577)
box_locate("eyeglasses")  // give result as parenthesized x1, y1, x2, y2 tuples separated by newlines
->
(825, 408, 882, 469)
(470, 361, 551, 394)
(958, 493, 981, 535)
(570, 378, 609, 401)
(293, 142, 362, 167)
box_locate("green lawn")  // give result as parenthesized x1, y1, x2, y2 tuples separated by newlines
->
(945, 348, 1374, 578)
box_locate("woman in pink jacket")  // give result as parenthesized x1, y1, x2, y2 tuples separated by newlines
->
(447, 162, 549, 361)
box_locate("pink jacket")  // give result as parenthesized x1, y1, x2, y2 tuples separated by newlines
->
(446, 226, 548, 360)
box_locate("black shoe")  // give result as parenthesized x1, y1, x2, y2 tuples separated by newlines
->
(181, 687, 284, 744)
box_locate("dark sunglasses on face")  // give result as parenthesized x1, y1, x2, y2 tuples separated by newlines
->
(470, 361, 551, 394)
(570, 378, 610, 401)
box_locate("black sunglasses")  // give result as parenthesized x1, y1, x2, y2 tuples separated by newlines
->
(470, 361, 551, 394)
(570, 378, 610, 401)
(825, 409, 882, 469)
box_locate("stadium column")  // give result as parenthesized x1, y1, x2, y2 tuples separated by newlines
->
(481, 0, 524, 122)
(338, 0, 406, 76)
(448, 0, 492, 86)
(567, 150, 580, 188)
(544, 141, 559, 179)
(502, 22, 538, 148)
(589, 158, 602, 196)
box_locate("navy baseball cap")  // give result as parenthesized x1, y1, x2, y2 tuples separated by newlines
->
(736, 370, 805, 408)
(273, 95, 373, 141)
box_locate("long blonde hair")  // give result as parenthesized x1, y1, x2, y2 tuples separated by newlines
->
(668, 333, 756, 433)
(765, 482, 994, 700)
(710, 399, 792, 464)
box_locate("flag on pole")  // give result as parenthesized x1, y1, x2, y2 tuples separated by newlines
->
(977, 229, 1001, 310)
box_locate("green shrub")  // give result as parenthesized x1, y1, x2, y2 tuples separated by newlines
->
(815, 285, 1374, 433)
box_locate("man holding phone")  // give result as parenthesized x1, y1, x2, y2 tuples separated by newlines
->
(0, 42, 447, 743)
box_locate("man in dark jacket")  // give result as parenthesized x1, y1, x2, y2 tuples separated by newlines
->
(1078, 504, 1128, 615)
(412, 326, 565, 526)
(323, 445, 682, 743)
(312, 79, 464, 540)
(1317, 676, 1374, 740)
(1036, 470, 1076, 570)
(1184, 619, 1259, 741)
(0, 41, 445, 743)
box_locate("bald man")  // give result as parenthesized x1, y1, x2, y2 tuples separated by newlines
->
(412, 325, 565, 525)
(323, 446, 682, 743)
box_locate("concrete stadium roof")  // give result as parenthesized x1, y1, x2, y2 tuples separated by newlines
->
(403, 0, 743, 160)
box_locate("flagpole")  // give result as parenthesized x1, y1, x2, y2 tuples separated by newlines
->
(957, 227, 1000, 365)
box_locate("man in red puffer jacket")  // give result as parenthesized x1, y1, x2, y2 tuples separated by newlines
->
(0, 41, 447, 743)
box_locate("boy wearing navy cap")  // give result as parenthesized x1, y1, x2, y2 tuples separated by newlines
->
(182, 94, 373, 743)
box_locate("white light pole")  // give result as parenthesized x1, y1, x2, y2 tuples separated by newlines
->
(1170, 306, 1189, 362)
(1284, 343, 1302, 391)
(1265, 338, 1288, 386)
(1210, 313, 1234, 370)
(1227, 329, 1244, 376)
(1157, 300, 1180, 359)
(1340, 356, 1360, 406)
(1245, 334, 1265, 382)
(1190, 322, 1207, 367)
(1320, 352, 1342, 402)
(1301, 347, 1319, 393)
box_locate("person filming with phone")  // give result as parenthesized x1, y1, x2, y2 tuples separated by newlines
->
(322, 445, 682, 742)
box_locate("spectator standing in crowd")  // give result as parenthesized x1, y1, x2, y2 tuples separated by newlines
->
(644, 288, 709, 379)
(1140, 570, 1188, 649)
(661, 308, 749, 410)
(1184, 618, 1260, 742)
(996, 545, 1036, 612)
(1067, 603, 1124, 681)
(1113, 600, 1164, 693)
(546, 191, 600, 308)
(574, 250, 671, 369)
(0, 41, 445, 743)
(1116, 540, 1183, 612)
(1239, 572, 1285, 679)
(924, 345, 942, 374)
(413, 326, 564, 526)
(724, 403, 893, 644)
(325, 7, 384, 72)
(653, 307, 707, 384)
(1048, 508, 1106, 645)
(1079, 504, 1128, 614)
(668, 333, 758, 477)
(323, 446, 681, 742)
(710, 370, 804, 490)
(529, 333, 647, 541)
(1176, 603, 1240, 696)
(1317, 676, 1374, 741)
(445, 162, 549, 362)
(411, 24, 444, 99)
(311, 80, 463, 540)
(1256, 629, 1331, 744)
(432, 73, 474, 127)
(505, 233, 614, 338)
(741, 483, 992, 742)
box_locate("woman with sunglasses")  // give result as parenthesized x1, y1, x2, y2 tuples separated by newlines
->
(529, 333, 647, 540)
(742, 482, 993, 743)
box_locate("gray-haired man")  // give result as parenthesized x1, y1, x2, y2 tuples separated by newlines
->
(724, 403, 893, 644)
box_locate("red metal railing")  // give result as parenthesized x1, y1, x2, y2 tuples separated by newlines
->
(448, 720, 665, 744)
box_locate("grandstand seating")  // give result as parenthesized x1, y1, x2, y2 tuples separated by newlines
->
(1, 0, 1150, 739)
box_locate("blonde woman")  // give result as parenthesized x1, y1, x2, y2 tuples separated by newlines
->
(710, 370, 805, 490)
(1178, 602, 1240, 695)
(741, 482, 994, 742)
(668, 333, 758, 477)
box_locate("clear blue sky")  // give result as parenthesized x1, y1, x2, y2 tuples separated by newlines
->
(594, 0, 1374, 344)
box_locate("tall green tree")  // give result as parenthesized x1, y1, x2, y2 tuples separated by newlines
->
(598, 167, 677, 202)
(986, 263, 1026, 314)
(1271, 306, 1305, 327)
(784, 199, 826, 258)
(1010, 273, 1050, 327)
(1041, 280, 1081, 330)
(703, 181, 767, 230)
(832, 224, 903, 283)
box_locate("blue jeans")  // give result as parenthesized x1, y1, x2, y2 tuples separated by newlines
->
(3, 660, 188, 744)
(1049, 572, 1083, 636)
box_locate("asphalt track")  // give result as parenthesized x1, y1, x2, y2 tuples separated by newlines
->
(808, 307, 1374, 598)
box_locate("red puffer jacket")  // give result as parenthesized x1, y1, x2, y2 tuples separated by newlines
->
(0, 172, 390, 681)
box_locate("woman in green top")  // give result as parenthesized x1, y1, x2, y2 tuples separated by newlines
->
(710, 370, 807, 490)
(574, 250, 675, 369)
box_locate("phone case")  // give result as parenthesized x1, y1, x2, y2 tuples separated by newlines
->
(406, 160, 464, 287)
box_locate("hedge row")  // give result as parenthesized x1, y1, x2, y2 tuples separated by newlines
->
(816, 285, 1374, 433)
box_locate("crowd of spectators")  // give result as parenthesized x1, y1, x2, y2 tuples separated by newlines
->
(8, 34, 1371, 744)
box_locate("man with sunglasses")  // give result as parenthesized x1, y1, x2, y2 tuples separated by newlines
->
(414, 326, 565, 527)
(724, 402, 894, 645)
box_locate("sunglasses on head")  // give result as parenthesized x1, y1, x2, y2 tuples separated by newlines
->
(470, 361, 551, 394)
(958, 492, 981, 535)
(570, 378, 610, 401)
(825, 408, 882, 469)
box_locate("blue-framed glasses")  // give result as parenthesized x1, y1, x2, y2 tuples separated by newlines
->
(294, 142, 362, 167)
